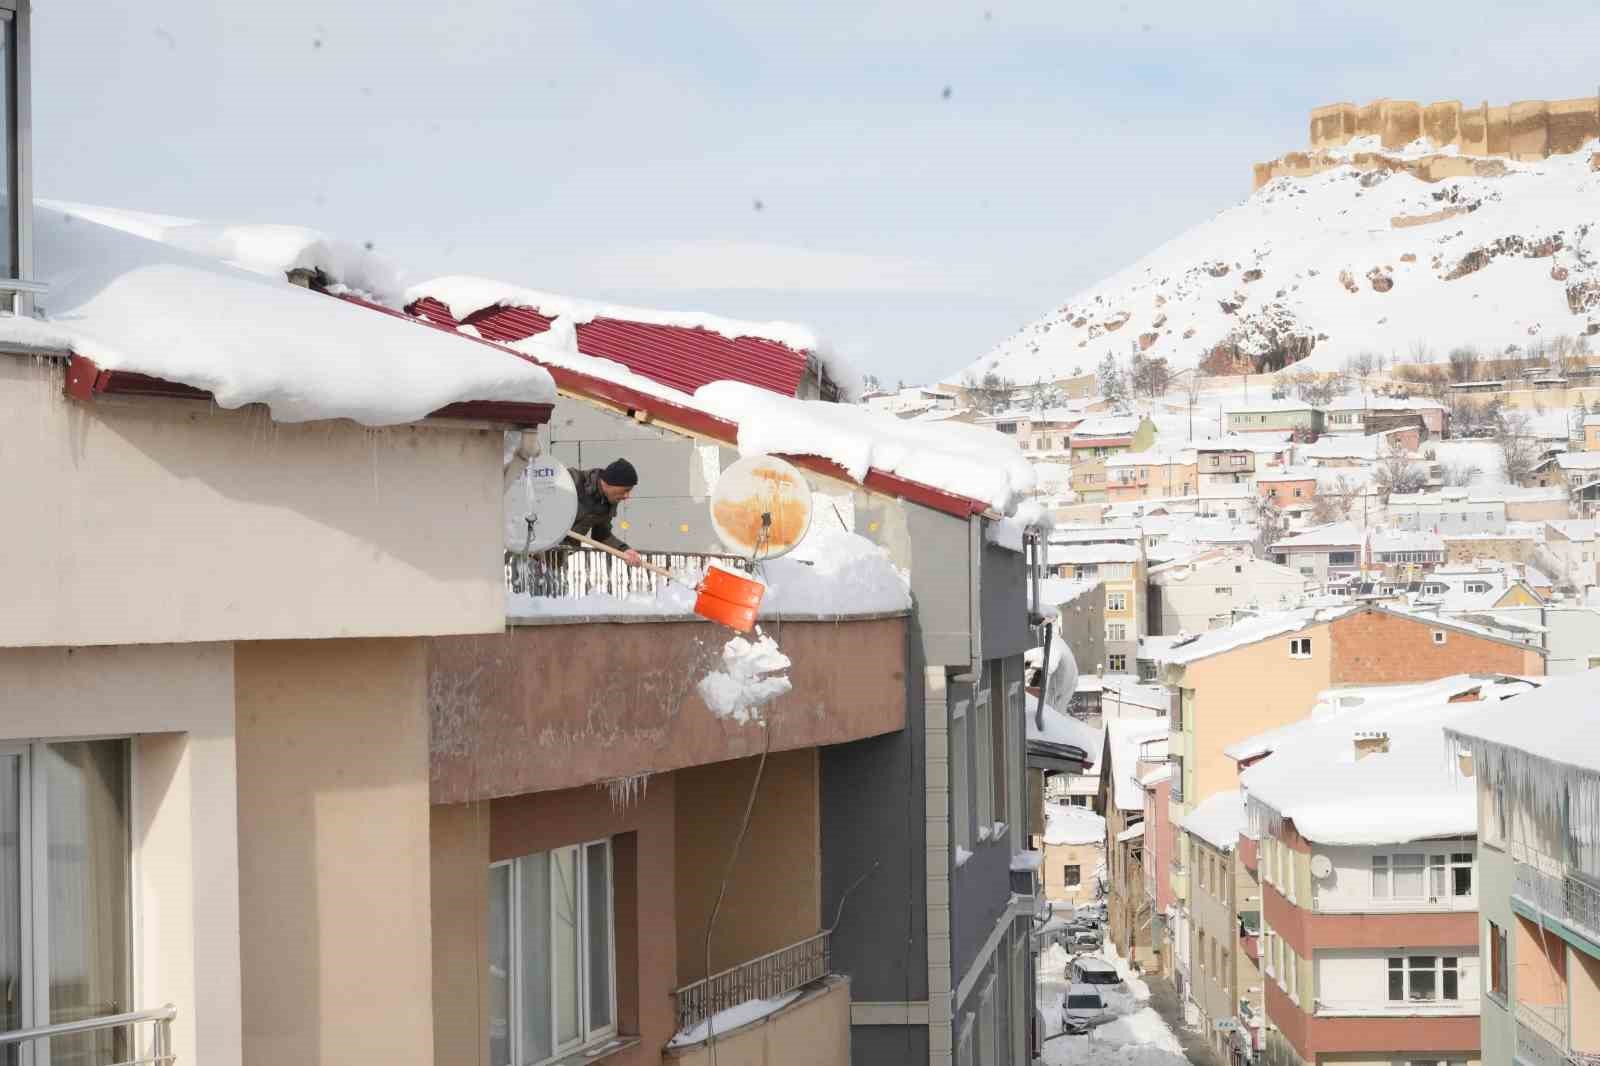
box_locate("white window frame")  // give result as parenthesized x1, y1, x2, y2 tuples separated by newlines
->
(974, 684, 994, 839)
(1372, 852, 1426, 900)
(952, 698, 971, 852)
(1289, 637, 1312, 659)
(1107, 591, 1127, 612)
(1386, 954, 1462, 1003)
(490, 839, 617, 1066)
(1432, 630, 1447, 645)
(1107, 653, 1127, 672)
(1107, 623, 1128, 642)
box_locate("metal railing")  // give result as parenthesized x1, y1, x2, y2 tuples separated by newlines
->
(1569, 1054, 1600, 1066)
(1512, 853, 1600, 943)
(0, 1004, 176, 1065)
(506, 547, 751, 600)
(1517, 999, 1570, 1052)
(672, 931, 830, 1033)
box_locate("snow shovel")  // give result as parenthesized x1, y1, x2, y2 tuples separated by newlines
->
(564, 530, 765, 631)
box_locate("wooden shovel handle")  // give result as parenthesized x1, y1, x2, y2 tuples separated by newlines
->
(565, 530, 681, 581)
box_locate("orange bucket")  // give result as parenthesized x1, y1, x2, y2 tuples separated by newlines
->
(696, 564, 766, 632)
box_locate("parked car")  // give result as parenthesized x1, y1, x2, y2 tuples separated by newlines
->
(1070, 929, 1102, 952)
(1071, 956, 1126, 992)
(1060, 982, 1112, 1033)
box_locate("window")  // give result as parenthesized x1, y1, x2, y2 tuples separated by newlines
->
(1209, 455, 1221, 467)
(1387, 956, 1459, 1002)
(1107, 591, 1127, 612)
(1065, 864, 1081, 887)
(1108, 654, 1127, 671)
(1231, 455, 1247, 467)
(1329, 551, 1357, 565)
(951, 699, 971, 851)
(0, 740, 133, 1064)
(1373, 853, 1425, 899)
(1170, 754, 1185, 803)
(1107, 623, 1128, 642)
(1433, 630, 1447, 645)
(1489, 921, 1508, 999)
(489, 840, 616, 1066)
(0, 6, 31, 310)
(1293, 487, 1303, 497)
(1214, 586, 1233, 596)
(974, 684, 994, 838)
(1289, 637, 1312, 659)
(1372, 857, 1391, 900)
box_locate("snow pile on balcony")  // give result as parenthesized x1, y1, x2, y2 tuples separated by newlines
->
(1180, 790, 1245, 853)
(697, 632, 792, 724)
(758, 526, 910, 616)
(1044, 802, 1106, 846)
(1244, 673, 1542, 844)
(11, 202, 556, 425)
(694, 381, 1037, 514)
(666, 988, 803, 1048)
(1028, 701, 1099, 759)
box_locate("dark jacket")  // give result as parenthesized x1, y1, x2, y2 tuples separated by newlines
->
(569, 467, 629, 550)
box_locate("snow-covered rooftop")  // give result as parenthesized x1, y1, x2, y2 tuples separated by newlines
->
(1044, 802, 1107, 847)
(1244, 673, 1542, 844)
(1370, 530, 1445, 553)
(1072, 414, 1144, 439)
(1181, 790, 1246, 852)
(1049, 543, 1140, 566)
(1445, 669, 1600, 776)
(13, 202, 558, 425)
(1104, 717, 1171, 812)
(1028, 702, 1101, 759)
(1163, 605, 1354, 666)
(1269, 521, 1363, 551)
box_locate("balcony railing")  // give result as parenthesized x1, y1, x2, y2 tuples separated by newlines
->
(1512, 853, 1600, 943)
(506, 546, 751, 601)
(1314, 997, 1476, 1017)
(1517, 1000, 1570, 1058)
(0, 1005, 176, 1065)
(672, 931, 831, 1034)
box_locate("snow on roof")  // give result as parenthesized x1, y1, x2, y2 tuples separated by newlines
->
(694, 382, 1037, 513)
(1225, 396, 1318, 413)
(1181, 790, 1245, 852)
(15, 202, 558, 425)
(1446, 670, 1600, 776)
(1044, 802, 1107, 846)
(1555, 452, 1600, 471)
(1104, 717, 1171, 812)
(1105, 449, 1192, 468)
(1163, 605, 1354, 666)
(1255, 466, 1320, 482)
(1072, 414, 1144, 439)
(1547, 519, 1600, 541)
(1051, 525, 1141, 543)
(1244, 674, 1542, 844)
(1194, 432, 1294, 453)
(1028, 702, 1101, 759)
(1114, 822, 1146, 843)
(1049, 543, 1140, 566)
(1300, 435, 1384, 460)
(1040, 577, 1103, 608)
(1269, 521, 1364, 551)
(1138, 764, 1173, 787)
(1324, 393, 1447, 412)
(1370, 530, 1445, 553)
(1586, 414, 1600, 427)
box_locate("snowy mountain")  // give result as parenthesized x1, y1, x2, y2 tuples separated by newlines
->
(968, 136, 1600, 383)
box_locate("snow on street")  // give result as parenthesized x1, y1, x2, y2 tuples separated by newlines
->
(1037, 939, 1188, 1066)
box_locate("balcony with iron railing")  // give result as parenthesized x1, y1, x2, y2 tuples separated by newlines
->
(1516, 1000, 1570, 1066)
(672, 931, 832, 1034)
(0, 1005, 176, 1066)
(506, 546, 753, 607)
(1511, 847, 1600, 947)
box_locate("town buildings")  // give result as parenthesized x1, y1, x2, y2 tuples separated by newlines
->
(1041, 803, 1108, 908)
(1148, 550, 1310, 635)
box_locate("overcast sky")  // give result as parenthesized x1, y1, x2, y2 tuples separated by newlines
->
(34, 2, 1600, 385)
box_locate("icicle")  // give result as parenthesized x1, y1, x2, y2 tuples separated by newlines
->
(602, 772, 652, 810)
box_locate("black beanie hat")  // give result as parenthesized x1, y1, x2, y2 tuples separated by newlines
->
(602, 458, 639, 487)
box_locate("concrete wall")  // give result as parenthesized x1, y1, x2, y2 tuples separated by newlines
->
(1152, 556, 1307, 635)
(234, 638, 434, 1066)
(1477, 842, 1516, 1066)
(0, 360, 506, 649)
(429, 616, 908, 803)
(1042, 840, 1103, 905)
(0, 642, 244, 1066)
(674, 750, 821, 981)
(664, 975, 852, 1066)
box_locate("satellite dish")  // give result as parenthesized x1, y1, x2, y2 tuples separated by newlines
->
(709, 455, 814, 559)
(1310, 854, 1334, 880)
(504, 456, 578, 552)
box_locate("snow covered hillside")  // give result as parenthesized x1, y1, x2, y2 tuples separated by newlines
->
(969, 136, 1600, 382)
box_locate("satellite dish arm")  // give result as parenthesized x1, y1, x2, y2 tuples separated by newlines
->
(503, 429, 541, 492)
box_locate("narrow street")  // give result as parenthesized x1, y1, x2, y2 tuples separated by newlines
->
(1036, 939, 1191, 1066)
(1140, 974, 1224, 1066)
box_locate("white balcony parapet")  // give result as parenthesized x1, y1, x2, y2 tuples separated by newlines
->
(1310, 894, 1478, 915)
(1313, 998, 1477, 1017)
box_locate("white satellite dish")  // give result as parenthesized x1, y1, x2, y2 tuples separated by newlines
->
(1310, 854, 1334, 880)
(504, 456, 579, 552)
(709, 455, 814, 559)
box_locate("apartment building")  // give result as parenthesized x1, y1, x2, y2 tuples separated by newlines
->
(1226, 400, 1325, 437)
(1268, 523, 1364, 583)
(1238, 676, 1537, 1066)
(1390, 491, 1511, 535)
(1587, 414, 1600, 451)
(1100, 718, 1172, 969)
(1049, 536, 1147, 675)
(1542, 520, 1600, 590)
(1041, 802, 1107, 907)
(1369, 530, 1449, 579)
(1180, 791, 1249, 1061)
(1070, 414, 1158, 462)
(1148, 551, 1310, 636)
(1107, 450, 1198, 503)
(1446, 670, 1600, 1066)
(1196, 441, 1261, 492)
(1257, 468, 1320, 516)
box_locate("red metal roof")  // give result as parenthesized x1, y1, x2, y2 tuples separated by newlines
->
(406, 296, 810, 398)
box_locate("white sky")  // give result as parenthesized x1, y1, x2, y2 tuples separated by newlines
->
(34, 1, 1600, 384)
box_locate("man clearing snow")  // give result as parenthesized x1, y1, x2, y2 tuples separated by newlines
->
(570, 458, 643, 566)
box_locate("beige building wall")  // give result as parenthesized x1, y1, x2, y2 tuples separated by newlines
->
(235, 638, 435, 1066)
(429, 802, 492, 1066)
(1042, 840, 1104, 905)
(675, 750, 822, 981)
(0, 361, 507, 649)
(1169, 624, 1332, 816)
(1571, 948, 1600, 1053)
(0, 641, 245, 1066)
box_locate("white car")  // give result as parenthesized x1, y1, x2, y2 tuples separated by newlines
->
(1060, 982, 1112, 1033)
(1071, 956, 1127, 993)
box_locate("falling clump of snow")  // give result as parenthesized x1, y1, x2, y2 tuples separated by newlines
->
(697, 631, 792, 723)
